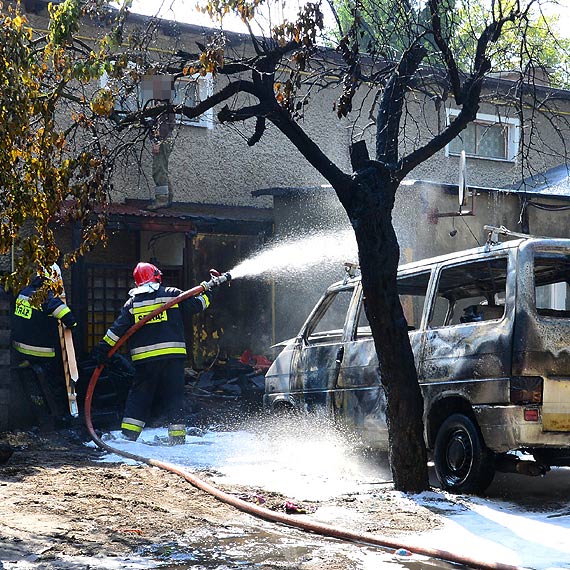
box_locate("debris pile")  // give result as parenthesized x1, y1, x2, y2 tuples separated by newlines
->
(187, 351, 271, 409)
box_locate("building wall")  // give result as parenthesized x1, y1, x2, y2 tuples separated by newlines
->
(358, 94, 570, 190)
(23, 5, 352, 210)
(152, 84, 351, 208)
(269, 186, 570, 343)
(21, 4, 570, 215)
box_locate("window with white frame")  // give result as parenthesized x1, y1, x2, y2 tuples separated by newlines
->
(446, 109, 519, 161)
(172, 74, 213, 129)
(100, 70, 213, 129)
(100, 62, 142, 114)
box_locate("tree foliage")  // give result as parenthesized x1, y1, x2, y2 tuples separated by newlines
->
(332, 0, 570, 88)
(0, 0, 121, 295)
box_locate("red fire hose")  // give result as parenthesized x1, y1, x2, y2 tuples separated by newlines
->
(83, 271, 525, 570)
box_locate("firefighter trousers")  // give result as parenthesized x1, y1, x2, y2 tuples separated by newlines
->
(121, 358, 185, 441)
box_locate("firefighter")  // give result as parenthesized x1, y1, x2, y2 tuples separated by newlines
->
(92, 262, 215, 444)
(12, 263, 77, 428)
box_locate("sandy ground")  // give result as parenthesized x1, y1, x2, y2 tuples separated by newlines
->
(0, 421, 444, 570)
(0, 429, 242, 568)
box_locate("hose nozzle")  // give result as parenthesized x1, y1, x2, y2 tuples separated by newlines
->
(202, 269, 232, 290)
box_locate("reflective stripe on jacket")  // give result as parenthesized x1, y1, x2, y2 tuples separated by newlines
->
(12, 277, 77, 359)
(102, 285, 212, 363)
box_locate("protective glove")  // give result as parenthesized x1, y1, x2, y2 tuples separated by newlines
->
(91, 342, 111, 366)
(61, 310, 77, 329)
(108, 353, 136, 378)
(200, 280, 217, 302)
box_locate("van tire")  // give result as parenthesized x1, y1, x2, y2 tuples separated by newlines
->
(272, 401, 296, 416)
(434, 413, 495, 494)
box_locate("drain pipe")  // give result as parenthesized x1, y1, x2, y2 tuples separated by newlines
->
(84, 276, 526, 570)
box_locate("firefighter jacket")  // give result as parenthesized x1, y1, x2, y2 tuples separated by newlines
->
(12, 277, 77, 359)
(100, 285, 212, 363)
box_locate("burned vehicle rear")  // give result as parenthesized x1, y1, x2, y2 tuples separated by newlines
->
(264, 233, 570, 493)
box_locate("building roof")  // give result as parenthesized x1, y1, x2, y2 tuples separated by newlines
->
(62, 200, 273, 235)
(508, 164, 570, 197)
(253, 167, 570, 204)
(113, 200, 273, 235)
(251, 186, 335, 198)
(401, 168, 570, 200)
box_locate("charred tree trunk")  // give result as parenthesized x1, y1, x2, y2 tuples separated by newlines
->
(267, 43, 432, 493)
(343, 161, 429, 492)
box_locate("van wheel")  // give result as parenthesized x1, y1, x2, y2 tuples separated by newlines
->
(434, 413, 495, 494)
(272, 401, 295, 416)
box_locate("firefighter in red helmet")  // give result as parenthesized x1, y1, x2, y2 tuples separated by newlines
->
(93, 262, 215, 444)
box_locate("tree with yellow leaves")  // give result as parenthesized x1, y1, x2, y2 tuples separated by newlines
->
(0, 0, 115, 293)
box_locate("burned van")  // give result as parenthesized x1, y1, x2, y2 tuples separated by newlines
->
(264, 231, 570, 493)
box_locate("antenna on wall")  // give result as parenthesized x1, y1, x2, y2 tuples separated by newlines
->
(458, 150, 467, 212)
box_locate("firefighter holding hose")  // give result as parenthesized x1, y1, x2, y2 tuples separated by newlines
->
(92, 262, 221, 444)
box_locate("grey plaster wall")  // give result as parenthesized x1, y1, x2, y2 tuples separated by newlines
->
(269, 184, 570, 342)
(23, 7, 570, 213)
(21, 8, 351, 209)
(116, 80, 352, 208)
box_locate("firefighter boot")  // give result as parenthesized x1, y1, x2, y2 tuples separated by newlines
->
(121, 428, 140, 441)
(121, 417, 144, 441)
(168, 424, 186, 445)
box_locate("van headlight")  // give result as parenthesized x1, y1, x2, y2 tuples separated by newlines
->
(510, 376, 543, 405)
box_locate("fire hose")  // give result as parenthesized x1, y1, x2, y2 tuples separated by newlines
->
(83, 270, 525, 570)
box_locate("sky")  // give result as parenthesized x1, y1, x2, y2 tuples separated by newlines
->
(120, 0, 332, 33)
(92, 422, 570, 570)
(123, 0, 570, 38)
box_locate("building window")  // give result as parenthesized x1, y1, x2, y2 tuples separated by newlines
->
(100, 70, 213, 129)
(172, 75, 213, 129)
(446, 109, 519, 162)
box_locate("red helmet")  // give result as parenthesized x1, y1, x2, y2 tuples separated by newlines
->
(133, 262, 162, 286)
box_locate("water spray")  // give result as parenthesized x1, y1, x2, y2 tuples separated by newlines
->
(82, 265, 524, 570)
(228, 229, 358, 281)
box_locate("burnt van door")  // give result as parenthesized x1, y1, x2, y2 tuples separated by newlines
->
(292, 287, 356, 414)
(419, 256, 512, 392)
(333, 274, 431, 448)
(514, 242, 570, 432)
(333, 283, 386, 445)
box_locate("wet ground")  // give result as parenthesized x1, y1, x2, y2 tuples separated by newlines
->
(94, 413, 454, 569)
(2, 402, 570, 569)
(0, 408, 454, 570)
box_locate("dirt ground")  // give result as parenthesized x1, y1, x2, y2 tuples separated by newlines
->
(0, 404, 444, 570)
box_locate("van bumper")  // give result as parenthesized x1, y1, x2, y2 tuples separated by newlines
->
(476, 405, 570, 452)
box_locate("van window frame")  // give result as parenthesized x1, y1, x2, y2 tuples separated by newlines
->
(426, 254, 509, 329)
(532, 249, 570, 319)
(301, 284, 358, 345)
(349, 269, 435, 341)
